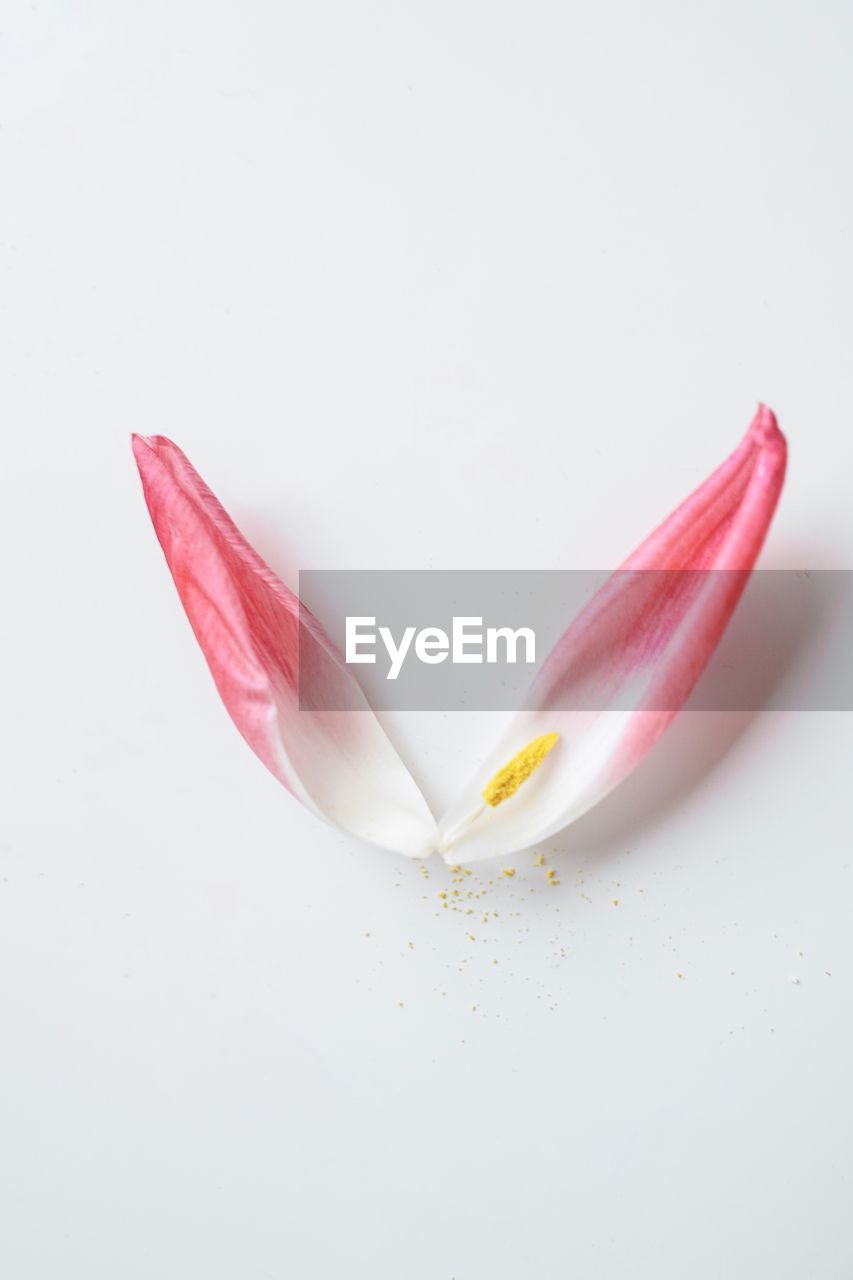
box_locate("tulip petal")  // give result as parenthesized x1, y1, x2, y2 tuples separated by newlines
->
(438, 405, 787, 862)
(132, 435, 437, 856)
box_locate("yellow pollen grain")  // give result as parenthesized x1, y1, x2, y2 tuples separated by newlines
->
(482, 732, 560, 807)
(502, 867, 516, 878)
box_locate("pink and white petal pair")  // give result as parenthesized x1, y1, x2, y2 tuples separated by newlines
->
(132, 406, 787, 862)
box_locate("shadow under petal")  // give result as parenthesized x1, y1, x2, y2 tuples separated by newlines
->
(548, 564, 836, 861)
(547, 708, 756, 861)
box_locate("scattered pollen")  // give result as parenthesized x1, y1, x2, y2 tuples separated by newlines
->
(502, 868, 516, 879)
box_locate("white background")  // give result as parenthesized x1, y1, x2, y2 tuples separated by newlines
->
(3, 3, 852, 1277)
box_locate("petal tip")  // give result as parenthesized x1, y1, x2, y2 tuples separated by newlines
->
(131, 433, 184, 473)
(131, 432, 166, 461)
(751, 402, 784, 448)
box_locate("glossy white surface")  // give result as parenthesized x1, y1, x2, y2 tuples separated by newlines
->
(3, 3, 852, 1276)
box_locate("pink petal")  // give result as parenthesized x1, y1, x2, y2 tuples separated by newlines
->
(132, 435, 436, 855)
(438, 406, 787, 861)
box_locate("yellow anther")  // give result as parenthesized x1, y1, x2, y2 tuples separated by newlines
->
(482, 733, 560, 807)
